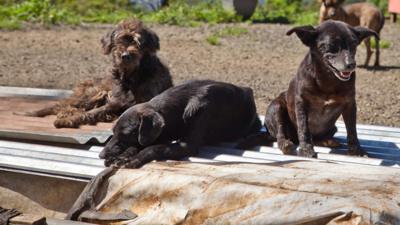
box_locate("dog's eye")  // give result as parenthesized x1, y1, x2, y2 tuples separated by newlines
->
(325, 54, 335, 60)
(122, 35, 133, 43)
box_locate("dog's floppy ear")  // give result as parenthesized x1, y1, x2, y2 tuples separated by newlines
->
(287, 25, 318, 47)
(352, 26, 379, 44)
(142, 28, 160, 53)
(138, 111, 165, 146)
(101, 30, 116, 55)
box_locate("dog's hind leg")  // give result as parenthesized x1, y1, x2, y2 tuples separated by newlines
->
(265, 93, 297, 155)
(363, 38, 373, 67)
(53, 105, 117, 128)
(373, 35, 380, 67)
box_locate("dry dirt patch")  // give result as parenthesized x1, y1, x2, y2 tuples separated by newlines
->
(0, 23, 399, 126)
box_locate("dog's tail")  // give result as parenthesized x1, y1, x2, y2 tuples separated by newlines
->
(13, 105, 57, 117)
(235, 132, 276, 150)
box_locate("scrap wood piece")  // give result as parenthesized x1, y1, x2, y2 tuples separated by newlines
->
(79, 210, 137, 224)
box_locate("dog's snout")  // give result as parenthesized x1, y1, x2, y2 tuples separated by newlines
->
(345, 62, 356, 71)
(329, 11, 335, 17)
(121, 52, 132, 61)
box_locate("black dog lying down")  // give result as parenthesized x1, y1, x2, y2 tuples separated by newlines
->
(264, 21, 378, 157)
(99, 80, 261, 168)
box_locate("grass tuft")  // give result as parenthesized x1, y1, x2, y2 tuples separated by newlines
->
(206, 26, 249, 45)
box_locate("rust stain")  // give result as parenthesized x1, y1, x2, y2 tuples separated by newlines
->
(0, 96, 112, 142)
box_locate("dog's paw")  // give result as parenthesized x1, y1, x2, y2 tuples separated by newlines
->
(54, 118, 80, 128)
(298, 143, 317, 158)
(122, 159, 143, 169)
(348, 145, 367, 157)
(278, 139, 296, 155)
(314, 138, 341, 148)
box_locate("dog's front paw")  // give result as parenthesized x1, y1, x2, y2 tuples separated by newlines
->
(277, 139, 296, 155)
(298, 143, 317, 158)
(348, 145, 366, 157)
(54, 118, 80, 128)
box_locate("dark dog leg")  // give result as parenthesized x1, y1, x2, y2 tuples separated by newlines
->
(363, 37, 372, 67)
(235, 132, 275, 149)
(54, 105, 117, 128)
(374, 35, 380, 67)
(342, 102, 365, 156)
(265, 94, 297, 155)
(295, 97, 316, 158)
(111, 142, 199, 168)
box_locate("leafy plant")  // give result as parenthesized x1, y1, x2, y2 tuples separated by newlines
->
(142, 0, 241, 26)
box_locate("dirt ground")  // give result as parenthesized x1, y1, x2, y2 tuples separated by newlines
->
(0, 22, 399, 126)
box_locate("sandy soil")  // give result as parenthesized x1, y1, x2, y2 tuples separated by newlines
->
(0, 22, 399, 126)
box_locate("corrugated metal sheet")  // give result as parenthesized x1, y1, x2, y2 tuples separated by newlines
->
(0, 86, 399, 180)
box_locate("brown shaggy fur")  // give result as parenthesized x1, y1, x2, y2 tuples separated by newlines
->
(319, 0, 384, 67)
(18, 19, 173, 128)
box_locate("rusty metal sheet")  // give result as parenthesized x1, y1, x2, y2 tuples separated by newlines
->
(0, 87, 112, 144)
(81, 162, 400, 224)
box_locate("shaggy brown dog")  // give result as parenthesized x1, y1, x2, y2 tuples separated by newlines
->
(18, 19, 173, 128)
(319, 0, 384, 67)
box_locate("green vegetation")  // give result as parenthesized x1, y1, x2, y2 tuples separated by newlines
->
(143, 0, 241, 26)
(206, 26, 249, 45)
(251, 0, 318, 24)
(0, 0, 389, 29)
(370, 39, 391, 49)
(206, 35, 220, 45)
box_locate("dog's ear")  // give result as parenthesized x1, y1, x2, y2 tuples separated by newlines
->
(352, 26, 379, 44)
(101, 30, 116, 55)
(138, 111, 165, 146)
(142, 28, 160, 53)
(287, 25, 318, 47)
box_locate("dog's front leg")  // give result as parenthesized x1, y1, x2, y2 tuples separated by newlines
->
(295, 96, 316, 158)
(342, 102, 365, 156)
(114, 142, 198, 168)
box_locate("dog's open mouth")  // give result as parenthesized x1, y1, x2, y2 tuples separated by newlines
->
(328, 64, 354, 81)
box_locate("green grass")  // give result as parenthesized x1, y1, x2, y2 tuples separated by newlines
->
(206, 35, 221, 45)
(141, 0, 241, 27)
(370, 39, 391, 49)
(206, 26, 249, 45)
(0, 0, 387, 29)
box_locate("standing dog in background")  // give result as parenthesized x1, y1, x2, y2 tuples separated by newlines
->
(319, 0, 384, 67)
(262, 21, 378, 157)
(17, 19, 173, 128)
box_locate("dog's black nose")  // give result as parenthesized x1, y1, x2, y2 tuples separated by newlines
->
(345, 62, 356, 70)
(329, 12, 336, 17)
(121, 52, 132, 61)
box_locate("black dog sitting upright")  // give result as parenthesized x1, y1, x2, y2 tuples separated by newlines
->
(99, 80, 261, 168)
(264, 20, 378, 157)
